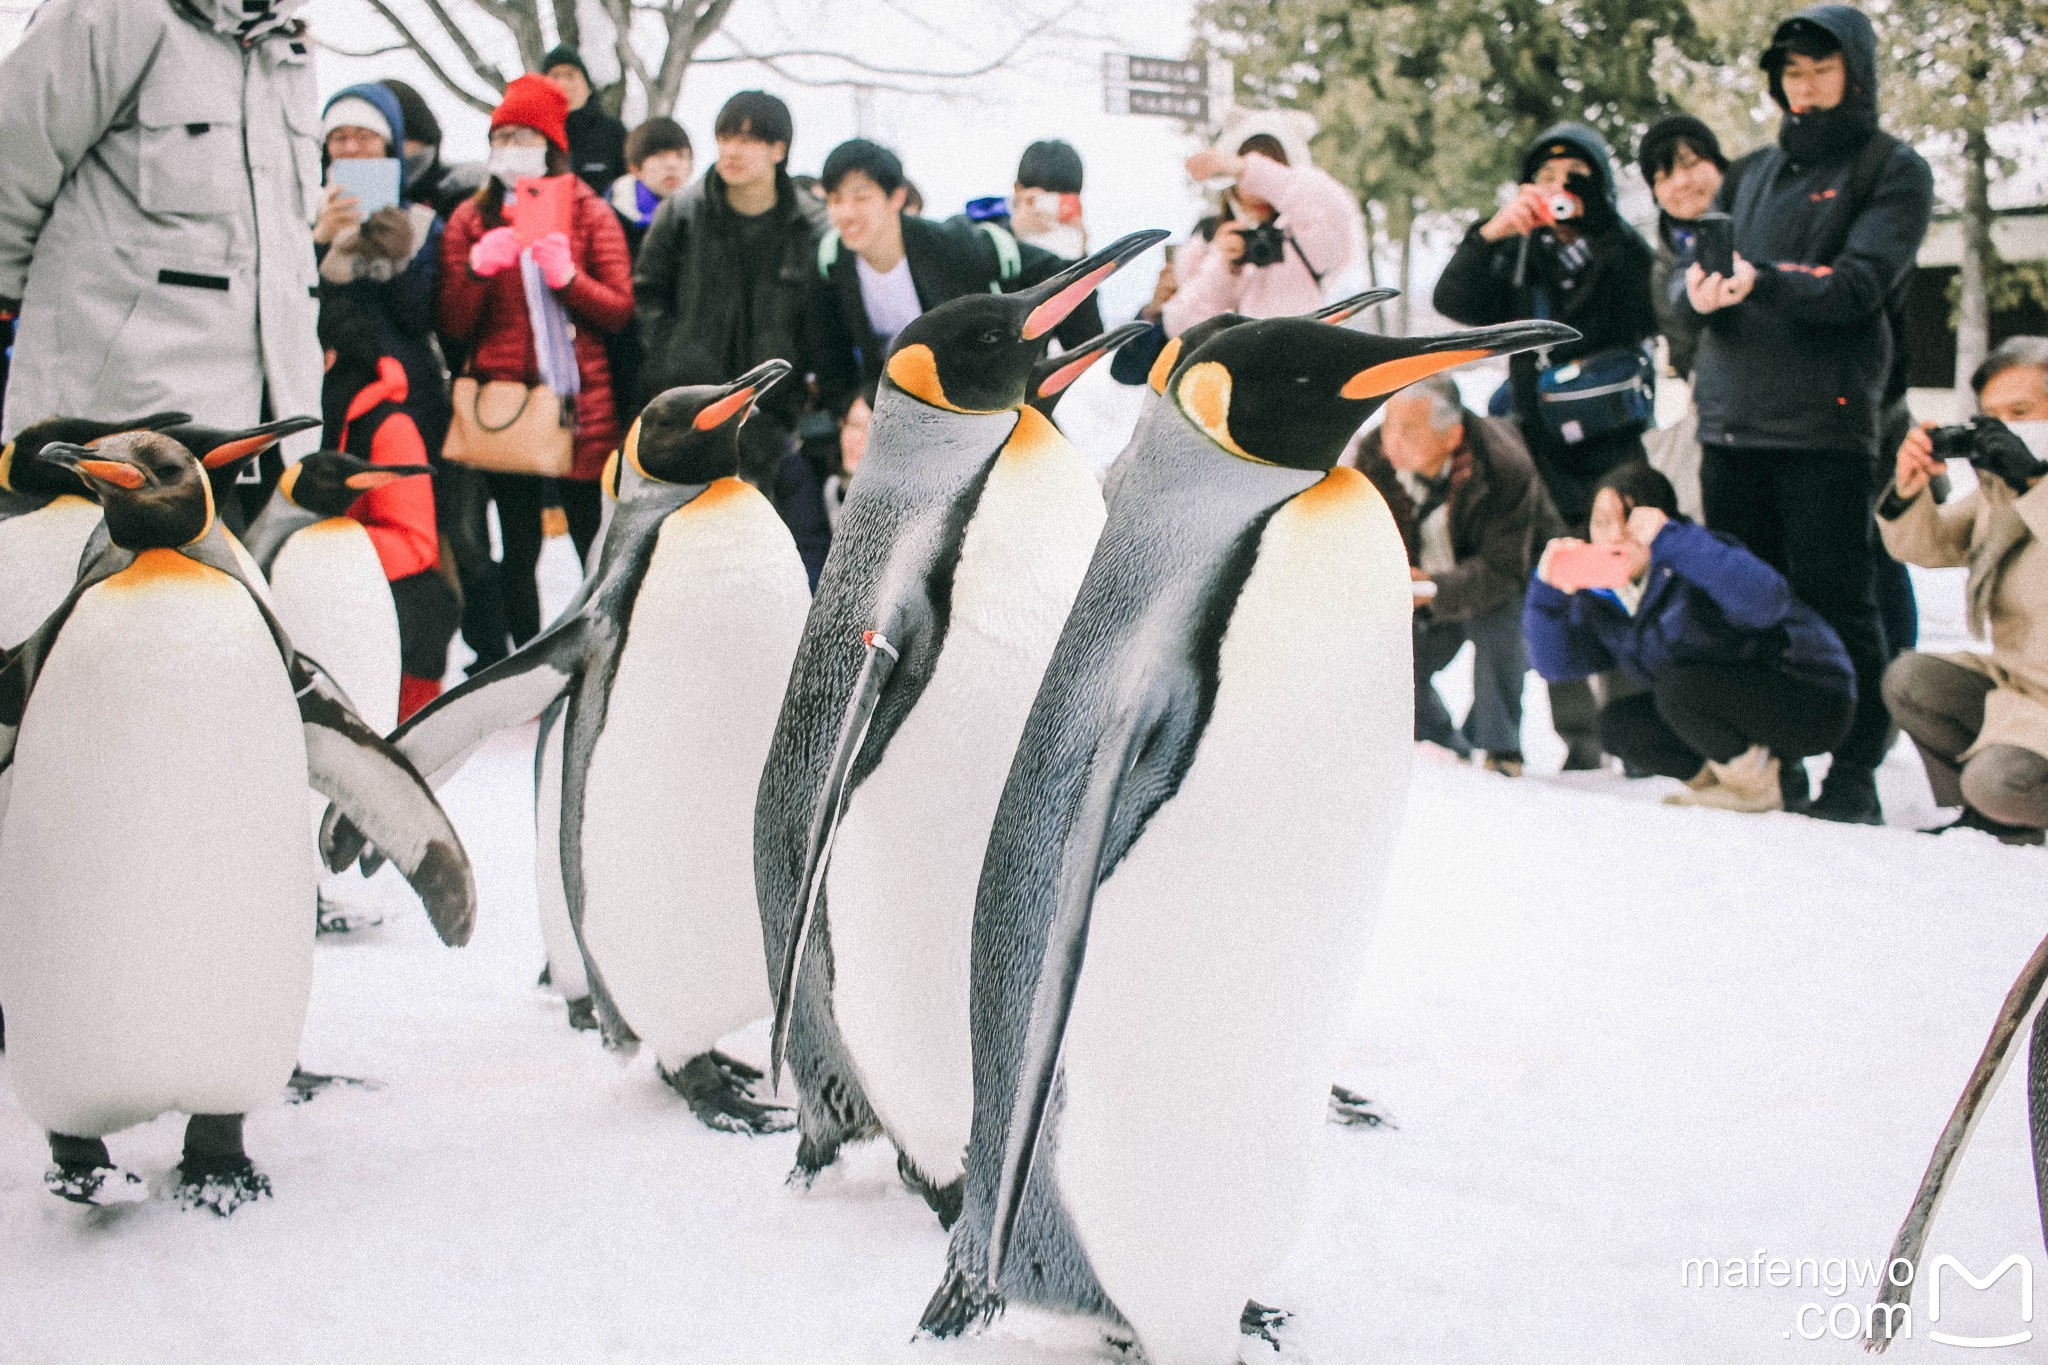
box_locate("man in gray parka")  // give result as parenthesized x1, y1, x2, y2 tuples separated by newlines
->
(0, 0, 324, 464)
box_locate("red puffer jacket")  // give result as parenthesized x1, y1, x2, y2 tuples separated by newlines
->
(438, 177, 634, 480)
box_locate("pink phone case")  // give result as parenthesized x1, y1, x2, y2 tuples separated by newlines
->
(512, 176, 575, 248)
(1551, 542, 1633, 590)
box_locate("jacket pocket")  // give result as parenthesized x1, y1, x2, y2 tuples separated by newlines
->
(137, 85, 246, 218)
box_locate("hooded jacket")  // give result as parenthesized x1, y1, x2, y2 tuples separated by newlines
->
(1432, 122, 1657, 459)
(1686, 4, 1933, 458)
(1161, 153, 1360, 336)
(0, 0, 324, 454)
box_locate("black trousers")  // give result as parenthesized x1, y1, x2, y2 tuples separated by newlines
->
(389, 569, 461, 680)
(486, 474, 601, 646)
(436, 462, 510, 670)
(1700, 445, 1890, 770)
(1525, 422, 1648, 533)
(1599, 662, 1855, 780)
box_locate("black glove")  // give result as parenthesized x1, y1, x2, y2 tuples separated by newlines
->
(1967, 417, 2048, 494)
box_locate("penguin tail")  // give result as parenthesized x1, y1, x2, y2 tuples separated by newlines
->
(918, 1265, 1004, 1339)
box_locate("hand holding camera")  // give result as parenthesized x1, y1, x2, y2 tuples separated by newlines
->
(1916, 417, 2048, 495)
(1478, 183, 1580, 244)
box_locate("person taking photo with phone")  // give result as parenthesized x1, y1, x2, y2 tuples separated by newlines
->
(1877, 338, 2048, 846)
(1526, 463, 1854, 813)
(1680, 5, 1934, 824)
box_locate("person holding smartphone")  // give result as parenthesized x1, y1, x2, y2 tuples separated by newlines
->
(1525, 463, 1855, 812)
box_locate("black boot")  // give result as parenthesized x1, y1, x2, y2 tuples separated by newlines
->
(1809, 762, 1883, 825)
(44, 1132, 145, 1205)
(176, 1114, 270, 1216)
(1779, 757, 1812, 813)
(1923, 806, 2047, 847)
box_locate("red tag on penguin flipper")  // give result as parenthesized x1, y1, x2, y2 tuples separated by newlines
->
(512, 175, 575, 248)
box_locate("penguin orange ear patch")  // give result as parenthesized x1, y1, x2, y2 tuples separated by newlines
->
(1146, 337, 1184, 395)
(1177, 361, 1254, 460)
(601, 449, 622, 498)
(886, 344, 951, 410)
(1340, 350, 1491, 401)
(620, 419, 643, 478)
(694, 386, 756, 431)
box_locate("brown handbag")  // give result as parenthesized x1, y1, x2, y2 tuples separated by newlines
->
(443, 377, 575, 477)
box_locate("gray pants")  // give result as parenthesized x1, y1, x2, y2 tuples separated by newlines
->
(1883, 653, 2048, 829)
(1414, 597, 1526, 757)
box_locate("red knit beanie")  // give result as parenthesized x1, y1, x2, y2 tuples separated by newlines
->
(492, 74, 569, 155)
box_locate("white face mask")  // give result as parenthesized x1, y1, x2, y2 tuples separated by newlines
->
(488, 144, 549, 184)
(2006, 419, 2048, 464)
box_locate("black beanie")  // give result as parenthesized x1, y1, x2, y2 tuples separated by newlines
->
(379, 78, 441, 147)
(541, 45, 591, 82)
(1637, 114, 1727, 182)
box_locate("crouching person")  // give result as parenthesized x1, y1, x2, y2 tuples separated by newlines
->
(1878, 338, 2048, 845)
(1525, 464, 1855, 811)
(1359, 374, 1549, 775)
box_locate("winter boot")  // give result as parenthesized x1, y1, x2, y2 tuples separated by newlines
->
(1681, 746, 1782, 814)
(1809, 762, 1883, 825)
(1482, 750, 1524, 777)
(1922, 806, 2047, 847)
(1779, 756, 1812, 813)
(1662, 764, 1720, 805)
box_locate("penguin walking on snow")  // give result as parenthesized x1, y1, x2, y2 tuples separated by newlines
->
(921, 315, 1576, 1361)
(326, 362, 812, 1133)
(0, 413, 190, 649)
(0, 432, 475, 1212)
(754, 230, 1166, 1221)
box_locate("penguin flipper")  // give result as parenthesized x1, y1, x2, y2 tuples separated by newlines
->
(300, 671, 478, 947)
(389, 613, 593, 788)
(1870, 920, 2048, 1344)
(767, 627, 902, 1086)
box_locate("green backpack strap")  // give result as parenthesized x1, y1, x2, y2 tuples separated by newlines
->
(817, 229, 842, 280)
(978, 222, 1022, 292)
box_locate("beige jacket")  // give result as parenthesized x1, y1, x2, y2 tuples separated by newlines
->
(0, 0, 323, 456)
(1878, 474, 2048, 761)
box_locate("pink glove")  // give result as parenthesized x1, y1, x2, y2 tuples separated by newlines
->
(530, 231, 576, 290)
(469, 226, 521, 278)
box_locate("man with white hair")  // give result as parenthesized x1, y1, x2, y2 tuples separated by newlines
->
(1356, 374, 1556, 775)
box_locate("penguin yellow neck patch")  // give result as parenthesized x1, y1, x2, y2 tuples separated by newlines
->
(1290, 464, 1370, 513)
(1003, 404, 1065, 460)
(1146, 338, 1184, 395)
(0, 441, 14, 492)
(1176, 361, 1259, 462)
(106, 547, 215, 588)
(601, 449, 622, 500)
(1341, 350, 1491, 400)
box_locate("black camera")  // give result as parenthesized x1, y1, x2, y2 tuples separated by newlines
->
(1927, 423, 1987, 460)
(1240, 222, 1288, 268)
(1924, 416, 2048, 495)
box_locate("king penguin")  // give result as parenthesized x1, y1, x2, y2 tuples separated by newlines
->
(0, 432, 474, 1211)
(0, 412, 189, 649)
(920, 314, 1577, 1361)
(754, 229, 1167, 1220)
(1023, 322, 1153, 423)
(326, 361, 813, 1133)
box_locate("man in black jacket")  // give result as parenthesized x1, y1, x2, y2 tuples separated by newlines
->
(811, 138, 1103, 472)
(543, 46, 628, 196)
(634, 91, 831, 572)
(1683, 4, 1933, 823)
(1358, 375, 1555, 775)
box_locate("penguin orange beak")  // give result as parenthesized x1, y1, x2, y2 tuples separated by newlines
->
(42, 443, 147, 489)
(1019, 229, 1169, 342)
(695, 358, 794, 431)
(344, 465, 433, 490)
(1339, 320, 1580, 400)
(1034, 321, 1153, 400)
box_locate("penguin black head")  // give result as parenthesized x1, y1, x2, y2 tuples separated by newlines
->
(1173, 317, 1579, 471)
(1026, 322, 1154, 419)
(276, 451, 434, 518)
(883, 229, 1168, 414)
(0, 411, 191, 499)
(40, 432, 231, 549)
(1143, 287, 1402, 396)
(625, 358, 794, 487)
(157, 415, 323, 504)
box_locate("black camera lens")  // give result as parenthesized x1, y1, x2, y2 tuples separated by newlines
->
(1925, 424, 1976, 460)
(1240, 223, 1287, 268)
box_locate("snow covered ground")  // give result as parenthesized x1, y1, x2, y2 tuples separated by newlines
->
(4, 502, 2046, 1365)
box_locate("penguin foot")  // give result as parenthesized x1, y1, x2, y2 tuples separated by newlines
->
(315, 896, 384, 936)
(285, 1067, 380, 1105)
(564, 996, 599, 1032)
(895, 1150, 965, 1229)
(537, 963, 551, 988)
(44, 1163, 148, 1207)
(1240, 1300, 1291, 1346)
(1327, 1085, 1395, 1129)
(659, 1051, 796, 1135)
(918, 1266, 1004, 1338)
(175, 1160, 271, 1217)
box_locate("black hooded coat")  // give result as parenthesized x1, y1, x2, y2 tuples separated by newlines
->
(1687, 4, 1933, 458)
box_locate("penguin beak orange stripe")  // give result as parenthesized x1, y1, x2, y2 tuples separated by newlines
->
(78, 459, 146, 488)
(694, 386, 756, 431)
(1037, 350, 1110, 399)
(1341, 350, 1491, 400)
(1022, 263, 1117, 341)
(344, 468, 428, 490)
(202, 434, 277, 469)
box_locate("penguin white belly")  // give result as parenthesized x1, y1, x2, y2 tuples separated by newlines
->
(269, 518, 400, 733)
(1054, 471, 1413, 1365)
(0, 551, 314, 1138)
(0, 496, 103, 648)
(829, 417, 1106, 1185)
(534, 707, 588, 1000)
(577, 481, 809, 1069)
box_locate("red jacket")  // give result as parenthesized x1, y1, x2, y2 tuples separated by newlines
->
(438, 178, 635, 480)
(340, 358, 440, 582)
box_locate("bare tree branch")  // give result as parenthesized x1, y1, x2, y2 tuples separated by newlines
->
(359, 0, 503, 113)
(310, 33, 411, 59)
(550, 0, 581, 53)
(696, 3, 1081, 81)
